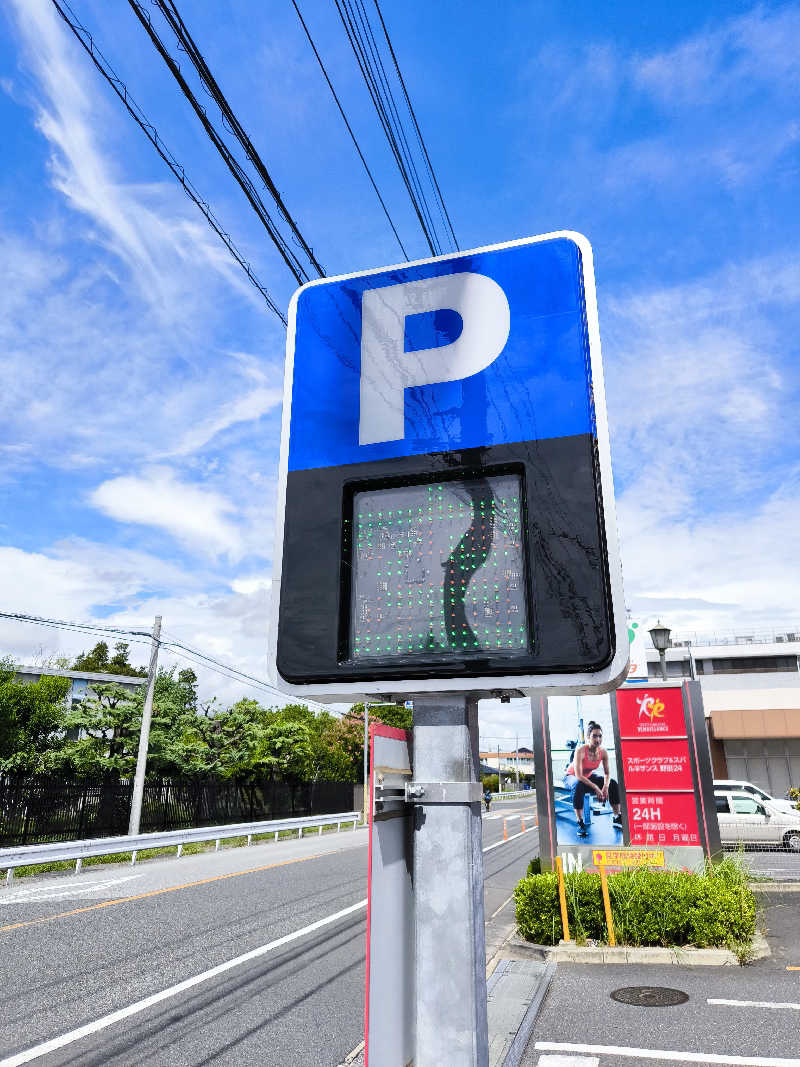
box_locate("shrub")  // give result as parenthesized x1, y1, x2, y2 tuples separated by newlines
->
(515, 859, 756, 949)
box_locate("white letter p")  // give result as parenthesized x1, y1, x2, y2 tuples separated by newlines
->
(359, 272, 510, 446)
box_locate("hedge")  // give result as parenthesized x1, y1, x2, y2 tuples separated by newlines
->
(514, 856, 756, 949)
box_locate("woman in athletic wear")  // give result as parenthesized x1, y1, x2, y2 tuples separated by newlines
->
(563, 721, 622, 837)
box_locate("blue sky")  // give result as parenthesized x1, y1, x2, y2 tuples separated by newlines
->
(1, 1, 799, 737)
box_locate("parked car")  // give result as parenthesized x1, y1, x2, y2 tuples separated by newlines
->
(714, 791, 800, 851)
(713, 779, 798, 815)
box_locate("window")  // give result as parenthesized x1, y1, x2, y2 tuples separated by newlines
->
(714, 795, 730, 814)
(709, 655, 797, 673)
(731, 797, 762, 815)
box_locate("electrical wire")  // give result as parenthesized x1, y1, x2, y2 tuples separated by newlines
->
(0, 610, 152, 642)
(334, 0, 439, 256)
(127, 0, 311, 287)
(153, 0, 324, 279)
(290, 0, 409, 259)
(0, 610, 332, 712)
(371, 0, 458, 250)
(48, 0, 287, 326)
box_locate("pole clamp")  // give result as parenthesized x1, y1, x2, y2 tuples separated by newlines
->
(404, 782, 483, 805)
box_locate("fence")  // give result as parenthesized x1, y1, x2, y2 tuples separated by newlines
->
(0, 775, 355, 847)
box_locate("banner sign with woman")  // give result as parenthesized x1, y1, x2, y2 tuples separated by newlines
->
(532, 681, 720, 871)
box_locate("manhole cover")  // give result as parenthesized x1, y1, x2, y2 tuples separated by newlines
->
(611, 986, 689, 1007)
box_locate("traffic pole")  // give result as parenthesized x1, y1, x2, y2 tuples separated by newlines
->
(128, 615, 161, 837)
(411, 694, 488, 1066)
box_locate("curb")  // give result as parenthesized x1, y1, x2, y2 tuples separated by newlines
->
(501, 931, 770, 966)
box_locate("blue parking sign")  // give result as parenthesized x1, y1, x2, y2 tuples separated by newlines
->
(269, 232, 627, 700)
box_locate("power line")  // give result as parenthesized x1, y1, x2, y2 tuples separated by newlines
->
(291, 0, 409, 259)
(1, 609, 333, 712)
(371, 0, 458, 251)
(0, 610, 152, 642)
(127, 0, 312, 287)
(334, 0, 456, 257)
(48, 0, 287, 326)
(153, 0, 324, 278)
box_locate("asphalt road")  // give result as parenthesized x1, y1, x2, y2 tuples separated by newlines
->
(0, 795, 539, 1066)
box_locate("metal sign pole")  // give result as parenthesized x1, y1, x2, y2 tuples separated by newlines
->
(410, 694, 488, 1066)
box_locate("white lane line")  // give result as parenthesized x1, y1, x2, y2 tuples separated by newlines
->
(0, 898, 367, 1067)
(537, 1056, 599, 1066)
(534, 1043, 800, 1066)
(483, 827, 535, 853)
(708, 998, 800, 1011)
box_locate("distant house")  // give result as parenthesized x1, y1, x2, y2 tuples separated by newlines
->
(13, 666, 146, 708)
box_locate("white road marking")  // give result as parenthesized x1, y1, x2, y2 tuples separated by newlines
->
(0, 874, 144, 905)
(537, 1056, 599, 1066)
(483, 827, 534, 853)
(708, 998, 800, 1011)
(0, 898, 367, 1066)
(535, 1043, 800, 1065)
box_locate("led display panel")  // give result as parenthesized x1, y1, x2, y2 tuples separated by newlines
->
(349, 475, 529, 662)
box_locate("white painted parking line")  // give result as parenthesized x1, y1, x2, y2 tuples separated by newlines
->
(537, 1056, 599, 1066)
(534, 1042, 800, 1066)
(0, 898, 367, 1066)
(708, 998, 800, 1011)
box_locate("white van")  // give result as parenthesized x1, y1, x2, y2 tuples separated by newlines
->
(714, 791, 800, 851)
(713, 779, 798, 815)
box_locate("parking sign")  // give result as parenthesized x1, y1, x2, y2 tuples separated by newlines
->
(269, 232, 627, 699)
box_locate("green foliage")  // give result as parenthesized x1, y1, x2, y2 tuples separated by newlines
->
(514, 858, 757, 950)
(526, 856, 541, 876)
(72, 641, 147, 678)
(788, 786, 800, 812)
(0, 661, 70, 772)
(482, 774, 499, 793)
(349, 702, 412, 731)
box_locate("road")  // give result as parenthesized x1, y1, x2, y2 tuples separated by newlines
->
(0, 795, 538, 1066)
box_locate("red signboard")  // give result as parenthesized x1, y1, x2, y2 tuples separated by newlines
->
(620, 738, 695, 791)
(626, 789, 701, 846)
(615, 686, 687, 738)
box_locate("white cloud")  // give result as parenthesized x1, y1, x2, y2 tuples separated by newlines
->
(521, 5, 800, 193)
(7, 0, 267, 321)
(0, 539, 280, 707)
(90, 468, 243, 559)
(603, 253, 799, 498)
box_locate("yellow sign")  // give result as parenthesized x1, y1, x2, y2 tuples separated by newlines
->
(592, 849, 665, 868)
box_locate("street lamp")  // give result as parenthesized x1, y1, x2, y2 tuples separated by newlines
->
(649, 620, 671, 681)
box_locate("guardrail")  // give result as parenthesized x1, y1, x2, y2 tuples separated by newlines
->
(0, 810, 361, 884)
(490, 790, 532, 800)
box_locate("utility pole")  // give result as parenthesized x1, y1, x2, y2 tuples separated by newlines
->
(497, 743, 501, 793)
(128, 615, 161, 837)
(515, 733, 520, 789)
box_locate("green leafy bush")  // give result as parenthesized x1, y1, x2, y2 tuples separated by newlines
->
(514, 858, 756, 949)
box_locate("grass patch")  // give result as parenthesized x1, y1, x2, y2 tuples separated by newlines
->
(515, 855, 757, 960)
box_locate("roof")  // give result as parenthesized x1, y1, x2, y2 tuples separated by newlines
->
(14, 665, 147, 686)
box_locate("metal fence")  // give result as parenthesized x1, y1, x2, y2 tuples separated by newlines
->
(0, 775, 355, 847)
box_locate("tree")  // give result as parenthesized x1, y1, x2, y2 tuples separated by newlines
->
(55, 682, 141, 776)
(349, 701, 412, 732)
(0, 658, 70, 773)
(72, 641, 147, 678)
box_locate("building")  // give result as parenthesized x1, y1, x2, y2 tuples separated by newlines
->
(13, 666, 146, 708)
(644, 629, 800, 797)
(479, 747, 534, 777)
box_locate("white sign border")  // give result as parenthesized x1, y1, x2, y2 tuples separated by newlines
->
(267, 231, 629, 700)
